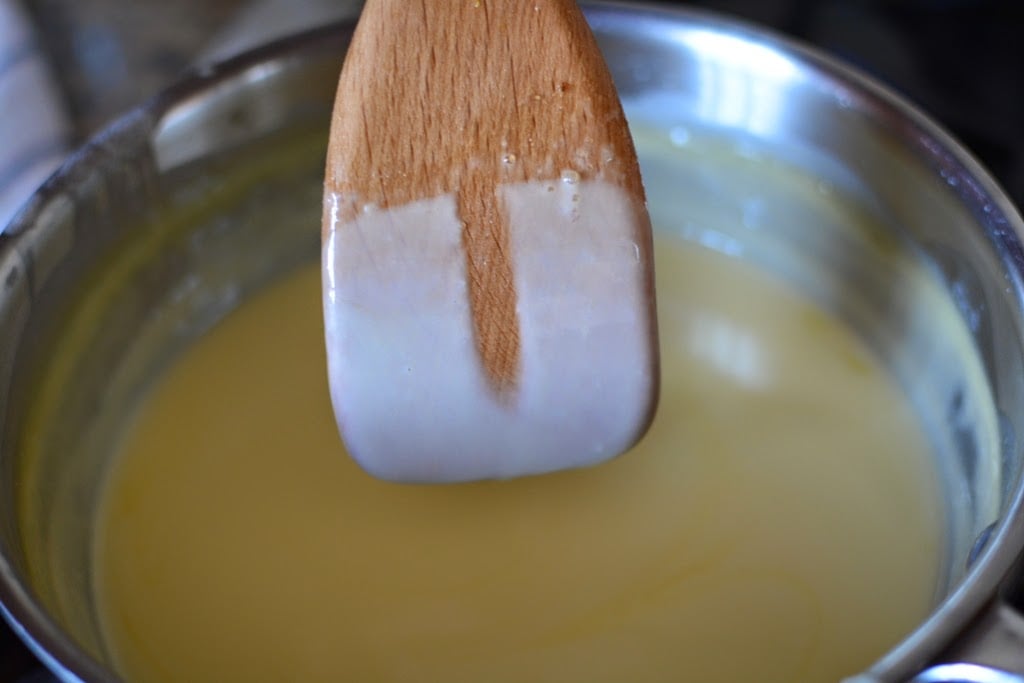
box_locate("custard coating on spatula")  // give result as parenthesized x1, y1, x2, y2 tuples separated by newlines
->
(322, 0, 658, 482)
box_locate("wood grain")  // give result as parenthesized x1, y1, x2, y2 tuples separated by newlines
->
(324, 0, 648, 397)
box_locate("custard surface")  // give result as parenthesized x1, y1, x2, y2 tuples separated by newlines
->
(93, 236, 939, 683)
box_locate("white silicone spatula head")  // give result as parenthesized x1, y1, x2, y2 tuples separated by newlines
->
(322, 0, 658, 482)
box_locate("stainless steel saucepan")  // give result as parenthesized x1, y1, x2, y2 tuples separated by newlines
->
(1, 4, 1024, 681)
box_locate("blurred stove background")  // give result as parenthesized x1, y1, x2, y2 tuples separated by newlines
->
(1, 0, 1022, 679)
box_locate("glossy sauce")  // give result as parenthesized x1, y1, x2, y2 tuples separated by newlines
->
(322, 178, 655, 482)
(93, 231, 940, 682)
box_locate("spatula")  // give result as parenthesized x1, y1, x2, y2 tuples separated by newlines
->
(322, 0, 658, 483)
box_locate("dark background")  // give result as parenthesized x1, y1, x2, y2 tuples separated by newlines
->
(3, 0, 1023, 679)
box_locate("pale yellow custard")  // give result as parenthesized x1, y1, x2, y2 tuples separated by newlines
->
(92, 235, 940, 683)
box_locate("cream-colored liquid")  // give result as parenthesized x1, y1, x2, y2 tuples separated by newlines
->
(93, 234, 940, 683)
(323, 179, 655, 482)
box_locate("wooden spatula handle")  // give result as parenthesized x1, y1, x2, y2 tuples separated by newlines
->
(325, 0, 647, 398)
